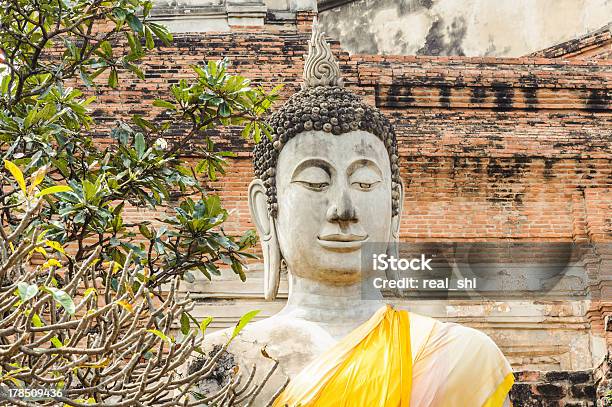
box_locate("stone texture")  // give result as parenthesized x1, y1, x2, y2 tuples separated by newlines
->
(318, 0, 612, 57)
(536, 383, 566, 399)
(595, 355, 612, 406)
(529, 23, 612, 60)
(507, 356, 612, 405)
(511, 367, 599, 406)
(150, 0, 317, 32)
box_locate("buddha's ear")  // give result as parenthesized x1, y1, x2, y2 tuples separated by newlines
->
(248, 179, 281, 301)
(386, 179, 404, 293)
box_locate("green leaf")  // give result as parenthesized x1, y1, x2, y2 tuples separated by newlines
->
(125, 62, 145, 80)
(143, 1, 153, 17)
(100, 40, 113, 57)
(35, 185, 73, 197)
(253, 122, 261, 142)
(219, 102, 230, 117)
(31, 313, 44, 328)
(44, 287, 76, 315)
(51, 337, 63, 348)
(24, 108, 36, 129)
(152, 99, 176, 110)
(36, 103, 56, 122)
(147, 329, 172, 343)
(1, 73, 10, 94)
(148, 22, 173, 46)
(231, 260, 246, 282)
(16, 282, 38, 302)
(108, 69, 118, 88)
(125, 32, 138, 56)
(4, 160, 26, 194)
(133, 115, 156, 131)
(194, 159, 207, 174)
(138, 224, 153, 239)
(199, 316, 212, 334)
(144, 26, 155, 49)
(82, 179, 96, 201)
(113, 7, 127, 22)
(206, 195, 222, 217)
(197, 265, 211, 280)
(231, 310, 260, 340)
(80, 69, 93, 89)
(80, 67, 93, 89)
(180, 312, 190, 335)
(126, 14, 144, 33)
(134, 133, 146, 158)
(90, 67, 107, 80)
(205, 263, 219, 277)
(241, 122, 252, 139)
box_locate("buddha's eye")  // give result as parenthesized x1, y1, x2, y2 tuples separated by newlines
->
(297, 181, 330, 191)
(349, 166, 381, 191)
(352, 181, 379, 191)
(292, 166, 330, 191)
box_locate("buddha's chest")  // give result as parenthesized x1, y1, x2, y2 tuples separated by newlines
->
(198, 322, 335, 405)
(231, 321, 337, 378)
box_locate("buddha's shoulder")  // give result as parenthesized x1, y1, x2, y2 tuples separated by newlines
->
(407, 311, 504, 362)
(407, 312, 513, 405)
(206, 314, 333, 348)
(204, 314, 334, 374)
(195, 316, 319, 403)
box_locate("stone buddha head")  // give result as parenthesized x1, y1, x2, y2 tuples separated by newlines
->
(249, 21, 403, 300)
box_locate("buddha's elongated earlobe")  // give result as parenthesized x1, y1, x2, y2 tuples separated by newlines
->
(386, 179, 405, 286)
(262, 217, 281, 301)
(248, 179, 281, 300)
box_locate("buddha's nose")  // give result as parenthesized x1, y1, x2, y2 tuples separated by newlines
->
(326, 191, 357, 223)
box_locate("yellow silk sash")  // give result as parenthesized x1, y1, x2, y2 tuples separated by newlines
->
(273, 305, 412, 407)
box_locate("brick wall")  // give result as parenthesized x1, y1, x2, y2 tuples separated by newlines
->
(511, 370, 597, 406)
(510, 354, 612, 406)
(529, 23, 612, 61)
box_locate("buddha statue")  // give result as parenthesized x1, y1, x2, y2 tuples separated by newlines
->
(204, 21, 514, 407)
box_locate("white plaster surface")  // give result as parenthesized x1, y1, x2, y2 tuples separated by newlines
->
(320, 0, 612, 56)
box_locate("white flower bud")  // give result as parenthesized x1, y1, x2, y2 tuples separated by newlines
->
(154, 138, 168, 150)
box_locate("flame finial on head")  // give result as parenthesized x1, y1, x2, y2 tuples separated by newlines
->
(302, 18, 343, 89)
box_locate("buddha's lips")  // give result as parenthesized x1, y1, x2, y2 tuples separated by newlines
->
(317, 233, 368, 242)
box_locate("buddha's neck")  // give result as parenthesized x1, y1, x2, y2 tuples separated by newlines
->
(280, 273, 385, 332)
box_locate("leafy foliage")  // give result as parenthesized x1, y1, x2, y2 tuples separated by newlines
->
(0, 0, 281, 404)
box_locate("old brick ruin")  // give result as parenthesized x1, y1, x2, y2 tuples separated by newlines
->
(512, 369, 600, 406)
(85, 6, 612, 405)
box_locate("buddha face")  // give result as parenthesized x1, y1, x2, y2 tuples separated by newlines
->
(274, 130, 393, 284)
